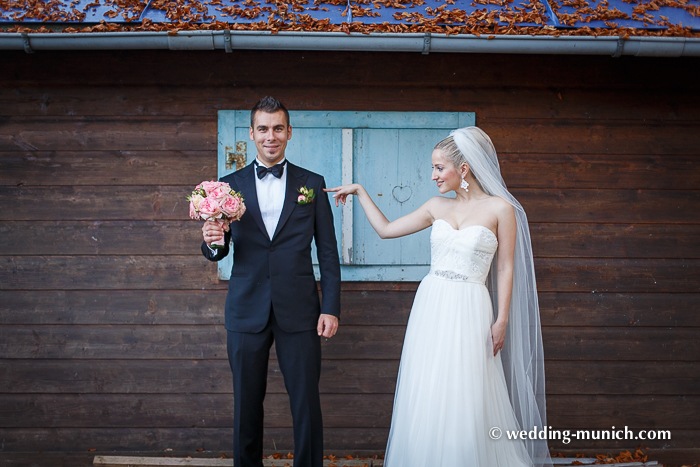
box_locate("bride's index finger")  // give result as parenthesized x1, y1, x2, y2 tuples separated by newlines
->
(323, 187, 340, 192)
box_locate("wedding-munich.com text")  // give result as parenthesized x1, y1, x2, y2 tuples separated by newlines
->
(489, 426, 672, 445)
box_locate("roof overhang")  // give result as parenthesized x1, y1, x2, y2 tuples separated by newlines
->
(1, 30, 699, 56)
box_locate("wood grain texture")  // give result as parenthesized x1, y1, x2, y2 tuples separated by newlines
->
(2, 256, 697, 292)
(0, 393, 394, 428)
(1, 47, 699, 456)
(0, 427, 389, 452)
(0, 117, 215, 152)
(0, 325, 405, 360)
(1, 151, 698, 190)
(0, 359, 400, 395)
(1, 325, 697, 361)
(2, 359, 697, 396)
(3, 86, 700, 121)
(0, 393, 697, 430)
(1, 51, 698, 90)
(4, 221, 699, 259)
(2, 187, 699, 223)
(0, 151, 216, 186)
(529, 224, 700, 259)
(543, 327, 700, 361)
(1, 290, 697, 327)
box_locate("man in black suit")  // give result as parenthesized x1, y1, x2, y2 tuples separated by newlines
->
(201, 97, 341, 467)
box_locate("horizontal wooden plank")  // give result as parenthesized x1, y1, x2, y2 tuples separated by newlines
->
(0, 221, 204, 256)
(546, 395, 700, 430)
(3, 86, 700, 122)
(529, 224, 700, 259)
(544, 361, 700, 395)
(2, 290, 698, 327)
(3, 186, 698, 223)
(538, 293, 700, 327)
(0, 393, 395, 428)
(2, 51, 698, 90)
(0, 427, 389, 452)
(513, 189, 700, 224)
(534, 258, 700, 293)
(1, 393, 698, 430)
(543, 327, 700, 361)
(0, 117, 215, 152)
(481, 119, 699, 155)
(0, 151, 216, 186)
(4, 221, 700, 259)
(2, 151, 699, 190)
(0, 256, 223, 291)
(0, 359, 400, 395)
(1, 325, 697, 361)
(3, 359, 697, 396)
(2, 256, 697, 292)
(0, 186, 192, 221)
(0, 325, 405, 360)
(500, 154, 700, 190)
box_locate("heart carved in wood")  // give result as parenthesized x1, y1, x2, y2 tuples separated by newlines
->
(392, 185, 412, 203)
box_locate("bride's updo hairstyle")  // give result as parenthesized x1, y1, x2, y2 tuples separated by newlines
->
(434, 129, 495, 193)
(444, 126, 552, 467)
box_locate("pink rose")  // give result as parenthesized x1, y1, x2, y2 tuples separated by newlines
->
(209, 185, 230, 200)
(200, 181, 224, 194)
(220, 195, 242, 218)
(198, 197, 221, 220)
(298, 195, 305, 202)
(189, 200, 200, 220)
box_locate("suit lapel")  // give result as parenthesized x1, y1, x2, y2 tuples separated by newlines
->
(273, 162, 308, 241)
(234, 163, 268, 239)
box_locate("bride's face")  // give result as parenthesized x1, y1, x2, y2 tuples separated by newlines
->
(431, 149, 461, 194)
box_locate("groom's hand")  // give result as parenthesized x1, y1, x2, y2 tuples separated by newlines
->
(202, 219, 224, 246)
(317, 314, 339, 338)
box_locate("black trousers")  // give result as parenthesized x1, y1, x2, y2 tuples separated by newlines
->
(226, 309, 323, 467)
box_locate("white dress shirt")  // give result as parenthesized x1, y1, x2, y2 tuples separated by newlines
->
(254, 157, 287, 240)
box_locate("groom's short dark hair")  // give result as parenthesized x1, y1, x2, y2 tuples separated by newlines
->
(251, 96, 290, 128)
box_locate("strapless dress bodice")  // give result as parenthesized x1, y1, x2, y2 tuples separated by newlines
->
(428, 219, 498, 285)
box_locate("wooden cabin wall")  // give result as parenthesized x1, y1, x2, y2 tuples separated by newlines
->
(0, 50, 699, 463)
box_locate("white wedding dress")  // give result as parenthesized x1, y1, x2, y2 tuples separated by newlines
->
(384, 219, 532, 467)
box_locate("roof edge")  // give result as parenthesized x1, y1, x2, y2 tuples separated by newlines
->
(0, 31, 698, 56)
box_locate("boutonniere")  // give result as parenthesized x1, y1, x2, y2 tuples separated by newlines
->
(296, 186, 315, 205)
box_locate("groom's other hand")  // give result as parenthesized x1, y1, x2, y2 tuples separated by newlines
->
(202, 219, 224, 246)
(317, 314, 339, 338)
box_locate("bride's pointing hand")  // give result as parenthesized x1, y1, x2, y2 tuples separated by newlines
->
(323, 183, 362, 207)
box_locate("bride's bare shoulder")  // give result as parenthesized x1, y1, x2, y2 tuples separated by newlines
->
(486, 196, 515, 221)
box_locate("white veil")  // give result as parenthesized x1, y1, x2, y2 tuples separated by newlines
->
(451, 127, 552, 467)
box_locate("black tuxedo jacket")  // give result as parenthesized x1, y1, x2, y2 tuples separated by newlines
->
(201, 161, 341, 333)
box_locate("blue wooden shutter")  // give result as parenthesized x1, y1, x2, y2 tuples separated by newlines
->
(217, 110, 475, 281)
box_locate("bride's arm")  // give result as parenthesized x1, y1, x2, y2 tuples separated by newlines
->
(491, 201, 517, 356)
(324, 183, 434, 239)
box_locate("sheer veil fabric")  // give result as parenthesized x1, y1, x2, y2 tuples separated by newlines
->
(451, 127, 552, 467)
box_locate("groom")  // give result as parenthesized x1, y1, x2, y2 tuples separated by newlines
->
(201, 96, 341, 467)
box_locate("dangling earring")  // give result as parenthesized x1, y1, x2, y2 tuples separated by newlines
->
(460, 177, 469, 192)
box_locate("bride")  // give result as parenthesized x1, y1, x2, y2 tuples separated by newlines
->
(325, 127, 552, 467)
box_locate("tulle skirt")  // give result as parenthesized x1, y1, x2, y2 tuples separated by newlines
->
(384, 274, 532, 467)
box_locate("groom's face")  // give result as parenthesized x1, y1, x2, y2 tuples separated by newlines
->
(249, 110, 292, 167)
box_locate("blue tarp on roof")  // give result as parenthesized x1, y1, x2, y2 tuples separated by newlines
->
(0, 0, 697, 30)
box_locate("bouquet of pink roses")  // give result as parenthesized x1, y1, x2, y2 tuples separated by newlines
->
(188, 181, 246, 249)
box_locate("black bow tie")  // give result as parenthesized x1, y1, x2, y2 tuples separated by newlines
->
(255, 160, 286, 180)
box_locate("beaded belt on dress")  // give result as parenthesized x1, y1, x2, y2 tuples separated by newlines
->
(430, 269, 485, 285)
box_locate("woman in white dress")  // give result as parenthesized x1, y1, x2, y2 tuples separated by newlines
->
(326, 127, 552, 467)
